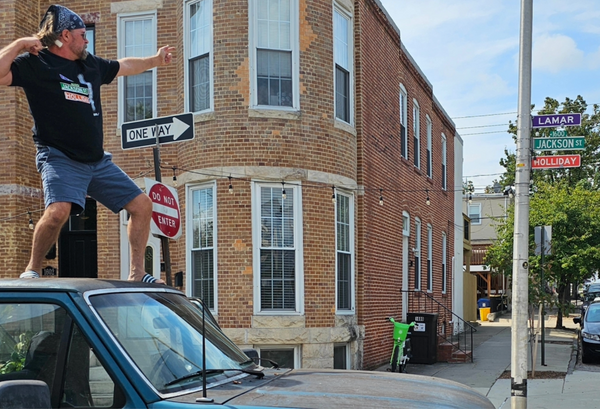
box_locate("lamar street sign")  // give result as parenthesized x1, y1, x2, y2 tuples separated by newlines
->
(533, 137, 585, 151)
(121, 113, 194, 150)
(532, 113, 581, 128)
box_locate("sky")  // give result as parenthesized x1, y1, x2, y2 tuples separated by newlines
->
(378, 0, 600, 192)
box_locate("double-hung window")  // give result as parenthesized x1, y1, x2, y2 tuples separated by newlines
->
(426, 115, 432, 178)
(334, 5, 352, 124)
(253, 182, 303, 313)
(336, 191, 354, 312)
(414, 218, 421, 290)
(189, 184, 217, 309)
(441, 133, 447, 190)
(251, 0, 299, 109)
(468, 203, 482, 225)
(186, 0, 213, 113)
(399, 85, 408, 159)
(119, 13, 156, 122)
(427, 224, 433, 291)
(413, 100, 420, 168)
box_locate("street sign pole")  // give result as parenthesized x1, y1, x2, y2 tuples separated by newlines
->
(512, 1, 533, 407)
(153, 125, 173, 287)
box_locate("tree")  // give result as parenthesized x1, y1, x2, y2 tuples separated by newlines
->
(485, 96, 600, 328)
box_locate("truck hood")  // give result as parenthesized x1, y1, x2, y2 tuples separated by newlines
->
(162, 369, 494, 409)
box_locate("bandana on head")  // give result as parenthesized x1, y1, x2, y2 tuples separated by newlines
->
(40, 5, 85, 33)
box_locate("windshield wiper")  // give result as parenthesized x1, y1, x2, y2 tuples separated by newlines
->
(164, 367, 264, 387)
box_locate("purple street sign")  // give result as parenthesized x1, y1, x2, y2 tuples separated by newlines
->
(532, 113, 581, 128)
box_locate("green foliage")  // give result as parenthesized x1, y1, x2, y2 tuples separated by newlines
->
(0, 332, 33, 375)
(485, 96, 600, 323)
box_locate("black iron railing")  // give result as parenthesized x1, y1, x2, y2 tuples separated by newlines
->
(401, 290, 476, 362)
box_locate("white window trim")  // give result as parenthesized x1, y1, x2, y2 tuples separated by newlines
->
(469, 203, 482, 225)
(442, 231, 447, 294)
(399, 84, 408, 159)
(117, 11, 158, 125)
(333, 3, 354, 127)
(414, 217, 421, 291)
(252, 181, 304, 315)
(427, 224, 433, 292)
(413, 99, 420, 169)
(402, 210, 410, 237)
(255, 345, 301, 369)
(184, 0, 214, 114)
(185, 181, 219, 313)
(335, 190, 355, 315)
(426, 115, 432, 178)
(441, 132, 447, 190)
(248, 0, 300, 112)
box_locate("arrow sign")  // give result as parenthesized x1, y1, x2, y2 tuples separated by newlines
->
(121, 113, 194, 150)
(533, 137, 585, 151)
(532, 113, 581, 128)
(532, 154, 581, 169)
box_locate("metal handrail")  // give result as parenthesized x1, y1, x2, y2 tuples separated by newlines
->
(401, 290, 476, 362)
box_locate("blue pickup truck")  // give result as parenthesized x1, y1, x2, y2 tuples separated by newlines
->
(0, 279, 493, 408)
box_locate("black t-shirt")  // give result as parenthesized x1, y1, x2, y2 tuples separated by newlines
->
(10, 49, 120, 163)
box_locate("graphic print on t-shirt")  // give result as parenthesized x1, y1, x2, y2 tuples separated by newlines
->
(61, 81, 89, 104)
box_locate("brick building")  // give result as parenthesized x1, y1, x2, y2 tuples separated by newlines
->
(0, 0, 462, 370)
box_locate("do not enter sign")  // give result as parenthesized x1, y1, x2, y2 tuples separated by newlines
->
(145, 178, 182, 239)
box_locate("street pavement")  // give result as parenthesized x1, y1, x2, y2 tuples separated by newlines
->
(377, 306, 600, 408)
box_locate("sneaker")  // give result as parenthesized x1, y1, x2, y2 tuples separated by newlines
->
(20, 270, 40, 279)
(142, 273, 158, 283)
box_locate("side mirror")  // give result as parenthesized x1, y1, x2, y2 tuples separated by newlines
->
(0, 380, 51, 408)
(573, 316, 581, 325)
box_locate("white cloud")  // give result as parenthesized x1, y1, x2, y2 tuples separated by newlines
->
(533, 34, 584, 73)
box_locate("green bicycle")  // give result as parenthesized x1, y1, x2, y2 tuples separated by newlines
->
(387, 317, 415, 373)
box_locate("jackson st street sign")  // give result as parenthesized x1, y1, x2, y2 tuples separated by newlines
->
(533, 137, 585, 151)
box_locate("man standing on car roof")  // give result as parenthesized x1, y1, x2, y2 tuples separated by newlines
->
(0, 5, 173, 283)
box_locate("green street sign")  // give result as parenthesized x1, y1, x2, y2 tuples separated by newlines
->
(533, 137, 585, 151)
(549, 130, 568, 137)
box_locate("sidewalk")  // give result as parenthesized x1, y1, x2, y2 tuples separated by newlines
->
(377, 308, 600, 408)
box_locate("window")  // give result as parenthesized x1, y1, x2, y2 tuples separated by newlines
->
(119, 13, 157, 122)
(336, 191, 354, 312)
(334, 344, 349, 369)
(426, 115, 432, 178)
(190, 184, 216, 309)
(468, 203, 481, 225)
(402, 211, 410, 237)
(441, 133, 447, 190)
(250, 0, 299, 109)
(414, 218, 421, 290)
(399, 85, 408, 159)
(186, 0, 213, 113)
(413, 100, 420, 168)
(427, 224, 432, 291)
(85, 25, 95, 55)
(257, 346, 298, 368)
(334, 5, 352, 124)
(442, 232, 447, 293)
(253, 182, 303, 313)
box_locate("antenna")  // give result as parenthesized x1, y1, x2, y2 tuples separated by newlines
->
(196, 299, 213, 403)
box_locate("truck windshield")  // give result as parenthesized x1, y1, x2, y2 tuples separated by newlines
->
(89, 292, 252, 394)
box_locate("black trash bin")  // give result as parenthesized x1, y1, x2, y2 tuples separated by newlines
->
(406, 312, 439, 364)
(490, 295, 502, 312)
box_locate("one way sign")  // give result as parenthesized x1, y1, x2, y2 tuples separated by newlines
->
(121, 113, 194, 150)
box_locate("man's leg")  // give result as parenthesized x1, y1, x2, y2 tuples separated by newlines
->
(122, 193, 164, 283)
(26, 202, 71, 273)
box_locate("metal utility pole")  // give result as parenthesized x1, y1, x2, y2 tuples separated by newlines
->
(511, 0, 533, 408)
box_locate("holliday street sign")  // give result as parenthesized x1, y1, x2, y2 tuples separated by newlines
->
(533, 137, 585, 151)
(532, 113, 581, 128)
(121, 113, 194, 150)
(531, 154, 581, 169)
